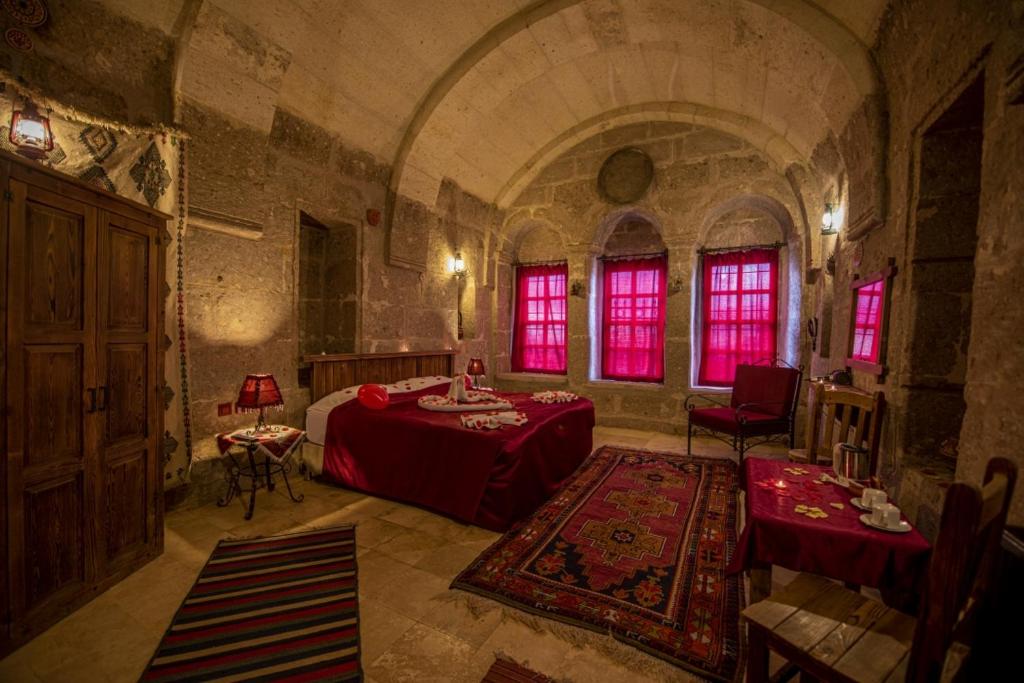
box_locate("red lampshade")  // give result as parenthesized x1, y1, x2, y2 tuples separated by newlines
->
(467, 358, 485, 376)
(236, 373, 284, 411)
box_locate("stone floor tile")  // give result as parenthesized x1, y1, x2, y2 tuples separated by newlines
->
(359, 599, 418, 664)
(373, 528, 448, 565)
(365, 623, 477, 683)
(414, 542, 486, 580)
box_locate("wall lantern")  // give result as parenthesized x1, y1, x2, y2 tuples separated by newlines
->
(9, 98, 54, 160)
(821, 202, 841, 235)
(447, 251, 467, 278)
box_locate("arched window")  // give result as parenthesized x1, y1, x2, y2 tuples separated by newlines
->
(594, 215, 667, 383)
(509, 223, 568, 374)
(697, 247, 780, 386)
(693, 202, 794, 388)
(511, 263, 567, 373)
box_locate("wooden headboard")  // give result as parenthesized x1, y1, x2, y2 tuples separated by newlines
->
(303, 350, 456, 402)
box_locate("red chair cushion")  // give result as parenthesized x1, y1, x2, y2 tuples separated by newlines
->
(688, 407, 788, 436)
(731, 365, 800, 418)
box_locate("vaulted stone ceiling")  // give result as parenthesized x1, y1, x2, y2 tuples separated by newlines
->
(100, 0, 888, 207)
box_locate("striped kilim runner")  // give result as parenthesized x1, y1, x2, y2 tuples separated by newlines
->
(141, 525, 361, 682)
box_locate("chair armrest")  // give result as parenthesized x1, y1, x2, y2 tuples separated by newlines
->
(684, 393, 731, 412)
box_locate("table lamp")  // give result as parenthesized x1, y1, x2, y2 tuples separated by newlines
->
(236, 373, 284, 433)
(467, 358, 485, 389)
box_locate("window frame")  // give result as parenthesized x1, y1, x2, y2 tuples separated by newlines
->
(846, 264, 897, 378)
(510, 262, 569, 375)
(600, 255, 668, 383)
(696, 247, 781, 388)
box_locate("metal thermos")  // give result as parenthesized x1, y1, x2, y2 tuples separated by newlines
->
(832, 442, 870, 482)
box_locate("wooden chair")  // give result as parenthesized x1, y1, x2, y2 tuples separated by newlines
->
(742, 457, 1018, 683)
(685, 361, 802, 462)
(790, 386, 885, 477)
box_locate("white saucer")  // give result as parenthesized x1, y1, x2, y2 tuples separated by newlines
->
(850, 497, 873, 512)
(859, 513, 912, 533)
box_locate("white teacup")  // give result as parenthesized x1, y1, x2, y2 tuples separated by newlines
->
(871, 502, 901, 528)
(862, 488, 887, 509)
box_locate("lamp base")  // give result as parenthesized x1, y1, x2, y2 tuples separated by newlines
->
(252, 408, 273, 433)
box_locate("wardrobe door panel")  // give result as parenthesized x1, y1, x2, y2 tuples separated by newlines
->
(103, 449, 148, 561)
(23, 475, 86, 612)
(23, 345, 82, 470)
(105, 344, 147, 443)
(5, 179, 98, 633)
(97, 210, 159, 569)
(24, 202, 85, 331)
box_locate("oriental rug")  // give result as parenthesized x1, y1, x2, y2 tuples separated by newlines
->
(141, 525, 361, 682)
(452, 446, 743, 682)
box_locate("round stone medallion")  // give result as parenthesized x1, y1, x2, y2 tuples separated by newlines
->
(597, 147, 654, 204)
(3, 27, 32, 52)
(3, 0, 48, 28)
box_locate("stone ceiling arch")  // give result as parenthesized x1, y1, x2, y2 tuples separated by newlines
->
(386, 0, 883, 269)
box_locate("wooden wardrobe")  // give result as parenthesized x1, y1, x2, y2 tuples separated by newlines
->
(0, 150, 168, 652)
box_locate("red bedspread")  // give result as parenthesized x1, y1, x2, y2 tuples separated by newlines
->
(321, 386, 595, 531)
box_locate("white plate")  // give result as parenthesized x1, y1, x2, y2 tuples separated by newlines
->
(850, 497, 873, 512)
(859, 513, 912, 534)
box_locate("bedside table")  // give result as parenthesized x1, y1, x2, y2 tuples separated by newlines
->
(215, 425, 306, 519)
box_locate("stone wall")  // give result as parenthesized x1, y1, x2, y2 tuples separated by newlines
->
(815, 0, 1024, 529)
(492, 121, 811, 433)
(182, 101, 496, 462)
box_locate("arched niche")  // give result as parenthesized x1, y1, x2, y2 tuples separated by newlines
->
(693, 195, 803, 383)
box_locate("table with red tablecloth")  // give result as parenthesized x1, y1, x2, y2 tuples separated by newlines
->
(727, 457, 931, 603)
(214, 426, 306, 520)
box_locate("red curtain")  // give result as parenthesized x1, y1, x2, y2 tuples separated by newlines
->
(601, 256, 667, 382)
(698, 248, 779, 387)
(851, 279, 885, 362)
(511, 263, 568, 373)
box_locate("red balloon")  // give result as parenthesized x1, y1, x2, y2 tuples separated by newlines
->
(357, 383, 389, 410)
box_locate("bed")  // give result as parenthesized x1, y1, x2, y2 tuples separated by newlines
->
(302, 351, 595, 532)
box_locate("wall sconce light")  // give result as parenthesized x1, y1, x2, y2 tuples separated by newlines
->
(668, 276, 684, 295)
(570, 279, 586, 297)
(9, 98, 54, 160)
(447, 251, 467, 278)
(821, 202, 842, 235)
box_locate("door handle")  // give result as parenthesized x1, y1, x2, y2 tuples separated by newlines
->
(86, 387, 97, 413)
(98, 386, 108, 412)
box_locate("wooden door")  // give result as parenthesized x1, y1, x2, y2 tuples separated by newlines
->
(4, 179, 99, 636)
(97, 210, 160, 571)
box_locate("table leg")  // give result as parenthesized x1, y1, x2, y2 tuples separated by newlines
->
(280, 461, 304, 503)
(265, 456, 276, 492)
(217, 454, 241, 507)
(746, 624, 770, 683)
(245, 447, 258, 520)
(750, 560, 772, 604)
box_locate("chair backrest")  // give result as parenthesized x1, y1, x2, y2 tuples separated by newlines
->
(730, 364, 802, 419)
(807, 387, 885, 477)
(907, 457, 1017, 683)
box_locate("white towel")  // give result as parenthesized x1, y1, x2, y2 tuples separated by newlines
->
(460, 411, 528, 430)
(448, 374, 470, 402)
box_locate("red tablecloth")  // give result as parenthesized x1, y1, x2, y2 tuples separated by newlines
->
(322, 386, 595, 531)
(727, 457, 931, 597)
